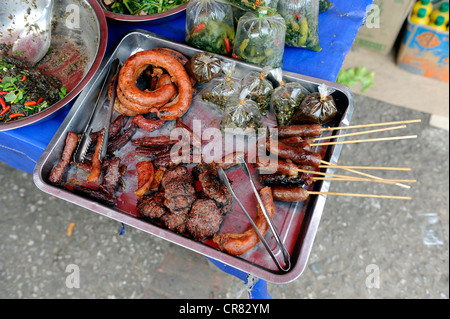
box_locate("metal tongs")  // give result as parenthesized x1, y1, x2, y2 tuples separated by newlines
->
(217, 157, 291, 272)
(73, 59, 121, 164)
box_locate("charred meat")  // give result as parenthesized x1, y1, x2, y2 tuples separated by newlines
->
(186, 199, 223, 241)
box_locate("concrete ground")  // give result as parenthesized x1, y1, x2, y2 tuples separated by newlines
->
(0, 93, 448, 299)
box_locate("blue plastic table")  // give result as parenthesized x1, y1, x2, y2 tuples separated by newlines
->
(0, 0, 372, 298)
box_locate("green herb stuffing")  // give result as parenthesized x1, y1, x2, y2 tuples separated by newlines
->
(107, 0, 188, 16)
(186, 20, 235, 56)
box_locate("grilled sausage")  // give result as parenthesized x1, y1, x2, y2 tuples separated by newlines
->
(277, 124, 322, 138)
(213, 187, 274, 256)
(118, 50, 193, 119)
(272, 186, 309, 202)
(49, 132, 79, 184)
(266, 138, 322, 167)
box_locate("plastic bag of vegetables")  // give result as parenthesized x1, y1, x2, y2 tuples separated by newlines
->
(220, 88, 264, 134)
(201, 61, 241, 111)
(241, 66, 274, 115)
(185, 0, 236, 56)
(232, 11, 286, 68)
(270, 68, 310, 125)
(278, 0, 321, 51)
(319, 0, 333, 13)
(290, 83, 338, 124)
(224, 0, 279, 12)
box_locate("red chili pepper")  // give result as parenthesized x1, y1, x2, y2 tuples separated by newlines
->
(295, 13, 302, 19)
(37, 97, 44, 104)
(232, 53, 238, 59)
(21, 75, 27, 82)
(192, 23, 206, 34)
(0, 105, 10, 116)
(24, 101, 37, 107)
(256, 0, 261, 5)
(0, 91, 8, 95)
(9, 112, 26, 119)
(0, 97, 6, 109)
(224, 37, 231, 53)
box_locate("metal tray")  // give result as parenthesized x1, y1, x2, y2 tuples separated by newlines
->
(33, 30, 353, 284)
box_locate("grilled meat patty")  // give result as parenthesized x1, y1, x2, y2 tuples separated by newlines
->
(194, 163, 234, 215)
(137, 191, 167, 219)
(186, 199, 223, 241)
(161, 166, 197, 233)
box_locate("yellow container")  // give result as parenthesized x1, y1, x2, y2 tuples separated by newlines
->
(412, 0, 433, 16)
(411, 8, 431, 24)
(430, 2, 449, 25)
(429, 15, 448, 31)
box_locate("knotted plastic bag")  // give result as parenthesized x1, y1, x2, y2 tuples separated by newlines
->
(185, 0, 236, 56)
(233, 11, 286, 68)
(201, 61, 241, 111)
(270, 68, 310, 125)
(290, 83, 338, 124)
(278, 0, 321, 51)
(224, 0, 279, 12)
(220, 88, 264, 134)
(185, 52, 223, 84)
(241, 66, 274, 115)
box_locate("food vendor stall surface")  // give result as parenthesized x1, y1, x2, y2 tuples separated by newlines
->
(0, 0, 373, 298)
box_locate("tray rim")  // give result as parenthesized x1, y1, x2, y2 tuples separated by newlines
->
(33, 30, 354, 284)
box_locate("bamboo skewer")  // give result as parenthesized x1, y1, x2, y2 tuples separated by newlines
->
(298, 168, 417, 184)
(320, 160, 412, 189)
(310, 125, 407, 142)
(317, 165, 411, 171)
(320, 119, 421, 132)
(310, 135, 418, 147)
(308, 191, 412, 200)
(312, 177, 415, 184)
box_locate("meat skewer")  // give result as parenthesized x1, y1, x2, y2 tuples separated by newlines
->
(277, 119, 421, 139)
(272, 186, 412, 202)
(266, 137, 322, 167)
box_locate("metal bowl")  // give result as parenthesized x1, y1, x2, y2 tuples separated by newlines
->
(0, 0, 108, 131)
(97, 0, 188, 23)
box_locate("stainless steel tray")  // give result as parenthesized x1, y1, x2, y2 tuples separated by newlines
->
(33, 30, 353, 284)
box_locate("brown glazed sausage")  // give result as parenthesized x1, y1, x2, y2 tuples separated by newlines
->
(254, 156, 299, 177)
(279, 136, 312, 151)
(118, 50, 193, 119)
(272, 186, 309, 202)
(277, 124, 322, 138)
(266, 138, 322, 167)
(49, 132, 79, 184)
(213, 187, 274, 256)
(132, 116, 166, 133)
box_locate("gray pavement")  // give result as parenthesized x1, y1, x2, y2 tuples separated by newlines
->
(0, 94, 448, 299)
